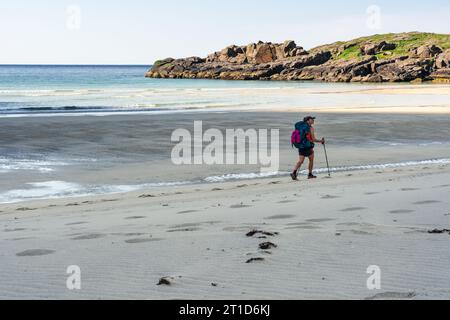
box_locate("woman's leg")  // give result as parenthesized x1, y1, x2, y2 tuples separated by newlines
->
(308, 151, 315, 174)
(294, 155, 305, 173)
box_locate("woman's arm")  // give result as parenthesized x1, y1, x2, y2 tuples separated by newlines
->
(311, 127, 325, 144)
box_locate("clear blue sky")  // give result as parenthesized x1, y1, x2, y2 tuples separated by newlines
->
(1, 0, 449, 64)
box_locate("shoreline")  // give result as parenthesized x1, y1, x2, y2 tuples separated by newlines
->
(1, 157, 450, 205)
(1, 110, 450, 204)
(1, 83, 449, 117)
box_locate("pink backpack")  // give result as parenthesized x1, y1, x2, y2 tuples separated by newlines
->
(291, 130, 301, 146)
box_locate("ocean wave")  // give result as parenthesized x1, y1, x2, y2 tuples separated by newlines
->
(0, 106, 111, 113)
(204, 171, 281, 182)
(1, 158, 449, 203)
(0, 100, 258, 115)
(0, 89, 91, 97)
(0, 180, 192, 203)
(0, 86, 304, 98)
(0, 181, 83, 203)
(298, 158, 450, 175)
(0, 156, 97, 173)
(0, 105, 176, 115)
(0, 157, 69, 173)
(204, 158, 450, 182)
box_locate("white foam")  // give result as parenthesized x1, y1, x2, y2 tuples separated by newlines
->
(2, 158, 449, 204)
(0, 180, 193, 204)
(0, 181, 82, 203)
(298, 158, 450, 175)
(204, 158, 450, 182)
(204, 171, 281, 182)
(0, 157, 69, 173)
(418, 141, 446, 146)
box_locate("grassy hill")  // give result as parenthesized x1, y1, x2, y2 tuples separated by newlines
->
(311, 32, 450, 61)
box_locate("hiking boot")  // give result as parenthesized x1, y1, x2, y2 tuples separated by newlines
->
(308, 173, 317, 179)
(290, 172, 298, 181)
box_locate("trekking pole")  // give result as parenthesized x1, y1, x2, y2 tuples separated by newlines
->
(323, 141, 331, 177)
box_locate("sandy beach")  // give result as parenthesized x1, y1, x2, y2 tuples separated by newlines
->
(1, 161, 450, 299)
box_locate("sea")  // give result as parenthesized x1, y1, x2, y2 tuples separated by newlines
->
(1, 64, 449, 116)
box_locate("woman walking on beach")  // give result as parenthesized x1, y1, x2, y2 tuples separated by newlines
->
(290, 116, 325, 181)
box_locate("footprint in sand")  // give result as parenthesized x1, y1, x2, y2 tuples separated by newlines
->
(66, 203, 80, 207)
(413, 200, 441, 205)
(403, 228, 428, 234)
(285, 225, 321, 230)
(321, 195, 340, 199)
(101, 199, 119, 203)
(125, 238, 163, 244)
(170, 222, 201, 228)
(7, 237, 34, 241)
(71, 233, 105, 240)
(139, 194, 156, 198)
(390, 209, 415, 214)
(16, 249, 55, 257)
(65, 222, 88, 226)
(305, 218, 336, 223)
(364, 192, 380, 195)
(340, 207, 367, 212)
(177, 210, 199, 214)
(400, 188, 419, 191)
(365, 291, 416, 300)
(230, 204, 252, 209)
(124, 216, 147, 220)
(16, 207, 36, 211)
(4, 228, 26, 232)
(349, 230, 372, 235)
(277, 200, 296, 204)
(265, 214, 296, 220)
(167, 227, 201, 233)
(112, 232, 147, 237)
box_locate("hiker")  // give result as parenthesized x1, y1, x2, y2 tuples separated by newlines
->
(290, 116, 325, 180)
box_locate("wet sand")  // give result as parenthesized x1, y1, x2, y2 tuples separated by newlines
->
(1, 111, 450, 195)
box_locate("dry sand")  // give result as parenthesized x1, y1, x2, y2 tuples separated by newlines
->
(1, 162, 450, 299)
(279, 105, 450, 115)
(257, 84, 450, 114)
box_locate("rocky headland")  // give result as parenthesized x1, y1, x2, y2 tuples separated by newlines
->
(146, 32, 450, 83)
